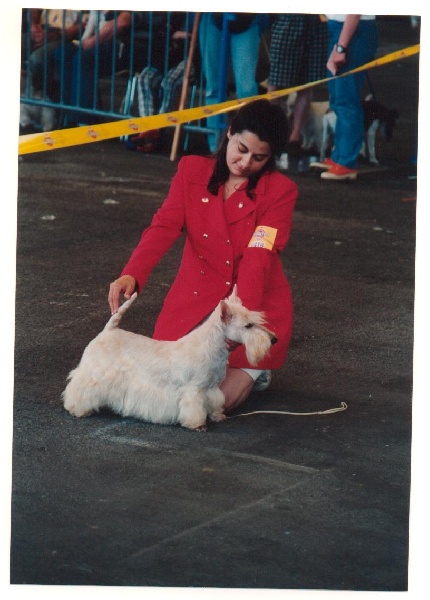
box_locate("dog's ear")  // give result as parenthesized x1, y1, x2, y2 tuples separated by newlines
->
(220, 300, 233, 324)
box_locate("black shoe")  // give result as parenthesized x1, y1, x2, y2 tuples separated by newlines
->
(286, 140, 305, 158)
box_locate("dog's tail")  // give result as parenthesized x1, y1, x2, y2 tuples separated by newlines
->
(104, 292, 138, 331)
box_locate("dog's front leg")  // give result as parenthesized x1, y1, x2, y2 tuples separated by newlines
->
(178, 387, 208, 431)
(320, 113, 334, 162)
(320, 126, 328, 162)
(205, 387, 226, 423)
(367, 120, 380, 165)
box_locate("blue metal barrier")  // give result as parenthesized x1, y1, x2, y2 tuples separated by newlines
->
(19, 9, 229, 150)
(19, 10, 198, 122)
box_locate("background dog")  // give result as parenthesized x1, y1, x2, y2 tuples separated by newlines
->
(285, 92, 330, 156)
(319, 95, 399, 164)
(300, 100, 330, 156)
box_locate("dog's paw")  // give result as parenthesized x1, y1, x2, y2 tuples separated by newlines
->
(194, 424, 208, 432)
(209, 411, 226, 423)
(181, 419, 208, 431)
(64, 404, 94, 418)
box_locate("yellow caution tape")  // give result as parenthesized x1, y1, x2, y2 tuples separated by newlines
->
(18, 44, 419, 156)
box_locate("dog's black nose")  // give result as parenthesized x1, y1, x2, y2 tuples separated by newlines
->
(271, 336, 278, 345)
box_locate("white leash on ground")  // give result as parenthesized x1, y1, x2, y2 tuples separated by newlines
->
(228, 402, 348, 418)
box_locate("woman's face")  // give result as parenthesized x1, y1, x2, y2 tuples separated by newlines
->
(226, 129, 272, 179)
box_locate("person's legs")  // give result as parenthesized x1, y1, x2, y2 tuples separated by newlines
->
(199, 13, 223, 151)
(220, 367, 255, 412)
(288, 16, 327, 144)
(269, 15, 325, 155)
(327, 19, 378, 169)
(269, 15, 305, 90)
(230, 22, 260, 100)
(199, 13, 222, 106)
(289, 88, 313, 143)
(306, 16, 329, 84)
(328, 73, 364, 168)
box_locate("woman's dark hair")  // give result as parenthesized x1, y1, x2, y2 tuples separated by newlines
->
(207, 98, 288, 199)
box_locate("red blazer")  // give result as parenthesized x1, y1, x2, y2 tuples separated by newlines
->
(121, 155, 298, 369)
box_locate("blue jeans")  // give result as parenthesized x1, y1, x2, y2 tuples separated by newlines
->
(199, 13, 261, 151)
(327, 19, 378, 168)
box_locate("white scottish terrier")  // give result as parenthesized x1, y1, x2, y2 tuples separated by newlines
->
(62, 286, 277, 431)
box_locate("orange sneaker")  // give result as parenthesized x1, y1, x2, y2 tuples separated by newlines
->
(321, 162, 358, 180)
(310, 157, 336, 169)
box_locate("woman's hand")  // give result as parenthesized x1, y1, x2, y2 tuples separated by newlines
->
(108, 275, 136, 315)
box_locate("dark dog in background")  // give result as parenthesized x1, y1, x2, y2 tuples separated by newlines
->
(361, 96, 399, 163)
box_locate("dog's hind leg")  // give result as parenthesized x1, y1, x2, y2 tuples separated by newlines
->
(62, 369, 101, 418)
(205, 387, 226, 423)
(178, 387, 208, 431)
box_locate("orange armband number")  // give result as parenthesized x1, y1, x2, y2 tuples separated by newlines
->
(247, 225, 278, 250)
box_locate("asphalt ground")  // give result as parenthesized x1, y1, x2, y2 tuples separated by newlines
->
(4, 14, 427, 599)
